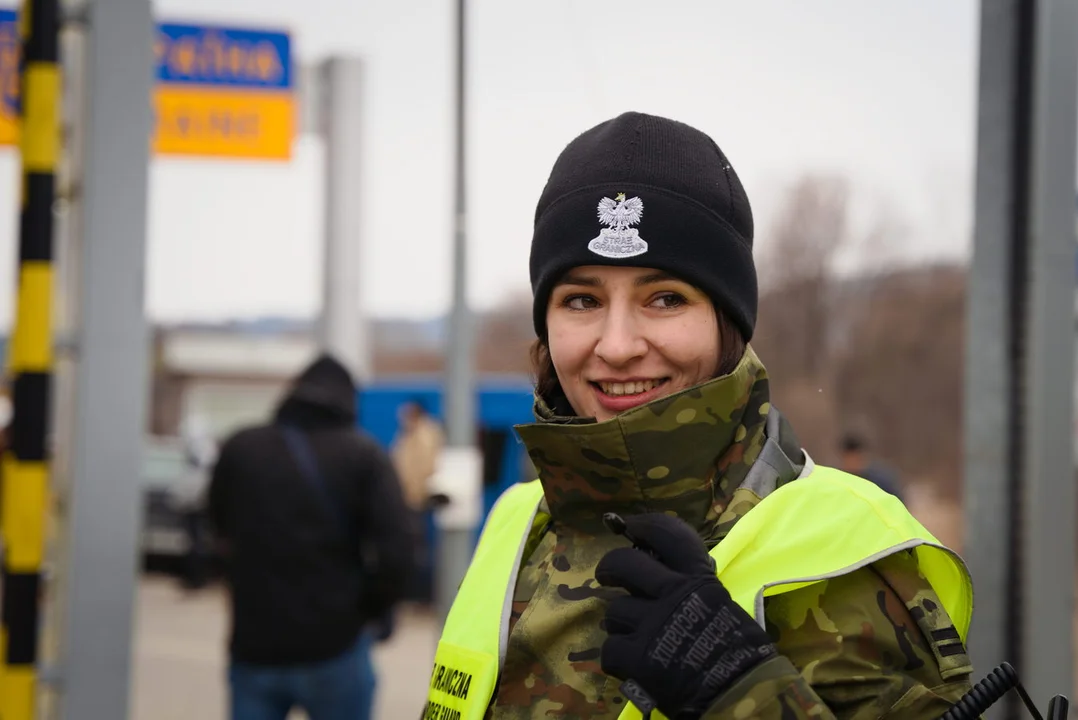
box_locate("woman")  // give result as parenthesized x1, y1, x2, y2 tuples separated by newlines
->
(425, 112, 974, 720)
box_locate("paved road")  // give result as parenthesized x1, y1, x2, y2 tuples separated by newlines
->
(132, 577, 435, 719)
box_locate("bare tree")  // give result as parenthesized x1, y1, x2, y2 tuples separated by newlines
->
(760, 175, 850, 290)
(754, 175, 850, 382)
(473, 290, 535, 375)
(833, 265, 966, 499)
(750, 175, 852, 458)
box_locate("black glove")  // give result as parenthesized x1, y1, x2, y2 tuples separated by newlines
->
(595, 513, 778, 719)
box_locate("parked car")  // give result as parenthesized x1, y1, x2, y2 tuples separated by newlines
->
(140, 434, 212, 561)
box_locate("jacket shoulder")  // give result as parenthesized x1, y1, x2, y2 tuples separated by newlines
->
(762, 548, 972, 717)
(346, 427, 389, 455)
(216, 424, 277, 456)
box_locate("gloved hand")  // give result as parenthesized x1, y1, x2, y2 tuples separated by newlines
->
(595, 513, 778, 719)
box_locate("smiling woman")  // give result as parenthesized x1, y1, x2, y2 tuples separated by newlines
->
(537, 266, 745, 421)
(424, 112, 975, 720)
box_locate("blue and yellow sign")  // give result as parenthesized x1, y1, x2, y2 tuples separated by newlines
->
(153, 23, 294, 160)
(0, 13, 295, 160)
(0, 9, 18, 147)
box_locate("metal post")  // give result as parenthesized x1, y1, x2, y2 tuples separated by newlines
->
(963, 2, 1026, 709)
(36, 7, 87, 713)
(433, 0, 482, 626)
(445, 0, 473, 454)
(0, 1, 60, 718)
(966, 0, 1078, 714)
(1019, 0, 1077, 707)
(53, 0, 153, 716)
(317, 57, 370, 382)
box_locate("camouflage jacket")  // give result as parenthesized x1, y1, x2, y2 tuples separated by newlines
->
(493, 348, 972, 719)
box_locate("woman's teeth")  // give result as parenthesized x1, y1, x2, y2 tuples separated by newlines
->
(598, 379, 664, 397)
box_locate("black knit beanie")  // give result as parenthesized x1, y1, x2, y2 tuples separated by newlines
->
(530, 111, 757, 341)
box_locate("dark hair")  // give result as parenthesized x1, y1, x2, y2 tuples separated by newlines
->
(406, 396, 431, 415)
(530, 312, 747, 416)
(840, 433, 867, 453)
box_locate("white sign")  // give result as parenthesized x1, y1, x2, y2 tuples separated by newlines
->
(429, 446, 484, 531)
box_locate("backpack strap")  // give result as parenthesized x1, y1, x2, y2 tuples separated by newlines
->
(280, 425, 353, 544)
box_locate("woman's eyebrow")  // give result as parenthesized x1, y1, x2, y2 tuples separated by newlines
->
(634, 272, 677, 287)
(555, 273, 601, 288)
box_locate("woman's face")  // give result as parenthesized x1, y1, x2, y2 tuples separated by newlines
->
(546, 265, 720, 422)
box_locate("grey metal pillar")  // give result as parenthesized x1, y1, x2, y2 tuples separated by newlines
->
(316, 57, 370, 382)
(445, 0, 473, 448)
(965, 0, 1078, 713)
(1018, 0, 1077, 707)
(37, 2, 91, 711)
(434, 0, 481, 626)
(53, 0, 153, 716)
(963, 0, 1025, 695)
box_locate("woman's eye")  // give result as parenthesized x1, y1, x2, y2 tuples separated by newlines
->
(563, 295, 598, 310)
(651, 293, 687, 309)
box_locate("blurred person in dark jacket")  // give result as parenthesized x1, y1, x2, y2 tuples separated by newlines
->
(839, 432, 905, 502)
(208, 353, 415, 720)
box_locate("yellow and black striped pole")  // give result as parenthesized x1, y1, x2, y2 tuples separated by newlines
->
(0, 0, 59, 717)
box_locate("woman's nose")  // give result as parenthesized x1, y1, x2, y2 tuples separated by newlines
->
(594, 310, 648, 366)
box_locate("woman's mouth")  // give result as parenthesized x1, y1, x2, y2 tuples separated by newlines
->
(590, 378, 671, 413)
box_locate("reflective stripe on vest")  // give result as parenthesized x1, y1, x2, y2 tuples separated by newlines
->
(422, 467, 973, 720)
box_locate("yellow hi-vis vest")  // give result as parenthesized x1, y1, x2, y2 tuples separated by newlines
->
(422, 467, 973, 720)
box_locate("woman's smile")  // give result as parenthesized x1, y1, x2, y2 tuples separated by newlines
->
(589, 377, 671, 414)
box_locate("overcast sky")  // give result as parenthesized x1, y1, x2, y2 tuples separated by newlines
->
(0, 1, 980, 326)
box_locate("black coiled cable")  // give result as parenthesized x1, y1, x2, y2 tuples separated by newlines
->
(629, 660, 1068, 719)
(939, 662, 1043, 720)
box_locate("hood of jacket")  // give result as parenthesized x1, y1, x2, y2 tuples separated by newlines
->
(274, 354, 357, 429)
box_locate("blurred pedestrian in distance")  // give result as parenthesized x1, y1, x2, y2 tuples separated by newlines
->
(208, 353, 415, 720)
(838, 432, 905, 502)
(390, 398, 446, 605)
(176, 414, 217, 591)
(391, 399, 446, 512)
